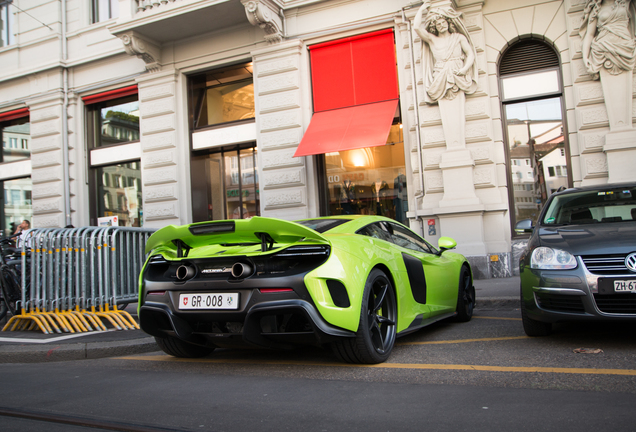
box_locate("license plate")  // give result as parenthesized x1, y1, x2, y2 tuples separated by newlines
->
(179, 293, 239, 310)
(613, 280, 636, 293)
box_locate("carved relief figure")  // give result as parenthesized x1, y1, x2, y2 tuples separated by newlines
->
(580, 0, 636, 79)
(414, 1, 478, 103)
(580, 0, 636, 131)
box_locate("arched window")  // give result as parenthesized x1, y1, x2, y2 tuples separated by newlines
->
(499, 40, 571, 235)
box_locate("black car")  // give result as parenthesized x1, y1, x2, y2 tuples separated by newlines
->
(518, 183, 636, 336)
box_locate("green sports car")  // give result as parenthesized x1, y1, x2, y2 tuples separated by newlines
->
(138, 215, 475, 364)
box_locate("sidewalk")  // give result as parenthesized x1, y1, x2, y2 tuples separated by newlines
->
(0, 276, 520, 363)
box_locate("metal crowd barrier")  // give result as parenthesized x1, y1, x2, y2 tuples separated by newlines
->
(2, 226, 155, 334)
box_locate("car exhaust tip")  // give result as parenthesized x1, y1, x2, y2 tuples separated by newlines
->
(232, 262, 253, 278)
(176, 265, 195, 281)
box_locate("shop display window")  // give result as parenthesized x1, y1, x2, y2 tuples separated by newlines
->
(1, 111, 31, 237)
(323, 124, 408, 223)
(1, 116, 29, 163)
(85, 89, 142, 226)
(93, 162, 142, 227)
(190, 145, 260, 222)
(1, 177, 31, 238)
(87, 96, 139, 149)
(190, 63, 254, 129)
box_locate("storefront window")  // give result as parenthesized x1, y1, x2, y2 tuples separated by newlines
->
(93, 162, 141, 227)
(85, 88, 142, 226)
(189, 63, 254, 129)
(1, 177, 32, 237)
(323, 124, 408, 223)
(1, 119, 29, 163)
(191, 145, 259, 222)
(87, 96, 139, 148)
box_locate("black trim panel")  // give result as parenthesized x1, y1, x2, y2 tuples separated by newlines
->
(402, 253, 427, 304)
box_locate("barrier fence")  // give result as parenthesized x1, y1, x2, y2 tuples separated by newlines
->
(2, 226, 155, 334)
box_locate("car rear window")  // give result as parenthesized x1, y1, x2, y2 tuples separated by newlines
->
(542, 186, 636, 225)
(295, 219, 350, 233)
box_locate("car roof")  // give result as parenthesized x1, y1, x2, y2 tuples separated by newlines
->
(551, 182, 636, 197)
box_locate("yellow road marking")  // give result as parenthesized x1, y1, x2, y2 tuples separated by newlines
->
(398, 336, 529, 346)
(114, 355, 636, 376)
(474, 316, 522, 321)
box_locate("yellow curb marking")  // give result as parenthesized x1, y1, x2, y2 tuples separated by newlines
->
(398, 336, 529, 346)
(115, 355, 636, 376)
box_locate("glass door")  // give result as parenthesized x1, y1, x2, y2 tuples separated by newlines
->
(191, 144, 259, 222)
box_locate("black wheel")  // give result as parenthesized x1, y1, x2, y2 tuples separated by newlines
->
(0, 297, 7, 321)
(453, 266, 475, 322)
(520, 285, 551, 336)
(332, 269, 397, 364)
(154, 336, 215, 358)
(0, 266, 21, 319)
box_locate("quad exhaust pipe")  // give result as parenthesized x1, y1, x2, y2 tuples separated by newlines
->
(176, 265, 195, 281)
(232, 262, 253, 278)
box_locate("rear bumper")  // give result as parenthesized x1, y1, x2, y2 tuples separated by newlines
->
(139, 298, 354, 349)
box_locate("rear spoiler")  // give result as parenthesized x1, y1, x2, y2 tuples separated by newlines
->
(145, 217, 329, 254)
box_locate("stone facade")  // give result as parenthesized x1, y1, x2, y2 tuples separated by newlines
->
(1, 0, 635, 278)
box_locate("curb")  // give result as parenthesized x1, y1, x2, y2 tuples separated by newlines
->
(476, 297, 519, 310)
(0, 337, 159, 364)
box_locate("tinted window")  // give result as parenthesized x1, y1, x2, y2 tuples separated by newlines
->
(295, 219, 350, 233)
(388, 223, 435, 254)
(356, 222, 392, 242)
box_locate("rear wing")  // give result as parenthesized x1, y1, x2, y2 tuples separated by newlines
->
(145, 217, 329, 255)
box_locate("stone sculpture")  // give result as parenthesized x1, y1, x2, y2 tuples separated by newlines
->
(414, 0, 478, 104)
(580, 0, 636, 131)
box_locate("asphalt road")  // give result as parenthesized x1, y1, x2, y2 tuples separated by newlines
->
(1, 307, 635, 431)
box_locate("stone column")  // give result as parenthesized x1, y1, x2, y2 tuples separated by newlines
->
(251, 40, 317, 220)
(28, 93, 68, 228)
(136, 70, 190, 228)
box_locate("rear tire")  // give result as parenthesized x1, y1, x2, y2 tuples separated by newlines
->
(155, 336, 215, 358)
(332, 269, 397, 364)
(453, 266, 474, 322)
(520, 285, 552, 336)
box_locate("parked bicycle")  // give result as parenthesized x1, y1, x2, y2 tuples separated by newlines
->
(0, 233, 26, 321)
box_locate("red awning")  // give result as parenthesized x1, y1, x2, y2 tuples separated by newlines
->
(293, 99, 398, 157)
(82, 85, 138, 105)
(0, 108, 29, 123)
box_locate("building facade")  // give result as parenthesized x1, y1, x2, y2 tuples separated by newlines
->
(1, 0, 635, 278)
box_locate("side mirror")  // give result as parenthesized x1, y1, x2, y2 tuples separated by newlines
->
(438, 237, 457, 253)
(514, 219, 534, 234)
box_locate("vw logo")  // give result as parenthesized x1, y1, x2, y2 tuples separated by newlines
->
(626, 253, 636, 272)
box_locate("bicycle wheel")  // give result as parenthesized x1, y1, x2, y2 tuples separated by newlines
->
(0, 266, 21, 318)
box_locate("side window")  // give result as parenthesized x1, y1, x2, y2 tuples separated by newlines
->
(388, 223, 435, 254)
(357, 222, 392, 243)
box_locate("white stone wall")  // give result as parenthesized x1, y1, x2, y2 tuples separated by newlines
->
(252, 41, 317, 220)
(136, 71, 188, 228)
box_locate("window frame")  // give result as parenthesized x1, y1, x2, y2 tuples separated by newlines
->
(90, 0, 119, 24)
(498, 41, 572, 239)
(84, 89, 142, 227)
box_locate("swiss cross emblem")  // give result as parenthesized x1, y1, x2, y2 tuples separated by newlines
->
(183, 297, 188, 306)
